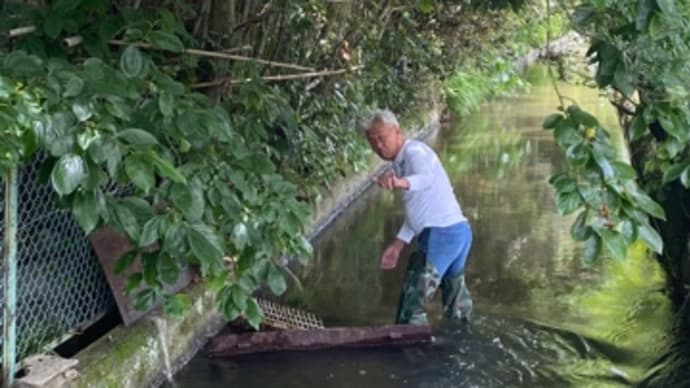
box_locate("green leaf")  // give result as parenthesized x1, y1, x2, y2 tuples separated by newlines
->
(53, 0, 82, 12)
(631, 190, 666, 220)
(570, 210, 590, 241)
(232, 222, 249, 250)
(244, 298, 264, 330)
(170, 183, 205, 221)
(656, 0, 676, 15)
(231, 286, 247, 310)
(72, 102, 92, 122)
(134, 288, 157, 311)
(116, 128, 159, 146)
(147, 152, 186, 183)
(3, 51, 43, 76)
(72, 190, 99, 234)
(267, 265, 287, 296)
(123, 272, 142, 294)
(158, 254, 180, 284)
(638, 222, 663, 254)
(629, 115, 647, 141)
(114, 250, 137, 274)
(567, 105, 599, 127)
(662, 162, 689, 183)
(64, 76, 84, 97)
(139, 216, 161, 247)
(125, 155, 155, 193)
(611, 161, 637, 181)
(554, 120, 580, 148)
(681, 166, 690, 188)
(543, 113, 563, 130)
(158, 92, 174, 116)
(163, 293, 189, 318)
(120, 45, 148, 78)
(549, 173, 577, 193)
(636, 0, 655, 30)
(186, 223, 224, 268)
(583, 234, 602, 265)
(44, 12, 65, 38)
(556, 191, 582, 215)
(51, 153, 87, 196)
(142, 252, 158, 286)
(111, 200, 140, 240)
(599, 229, 627, 260)
(149, 31, 185, 53)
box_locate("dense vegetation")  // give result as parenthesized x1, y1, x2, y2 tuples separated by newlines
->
(0, 0, 542, 325)
(545, 0, 690, 307)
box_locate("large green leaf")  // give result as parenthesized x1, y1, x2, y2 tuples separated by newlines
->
(570, 210, 590, 241)
(114, 250, 137, 275)
(149, 31, 184, 53)
(116, 128, 159, 146)
(232, 222, 249, 250)
(631, 190, 666, 220)
(72, 189, 99, 234)
(125, 155, 155, 193)
(146, 152, 186, 183)
(662, 162, 689, 183)
(556, 191, 582, 215)
(186, 223, 224, 268)
(139, 216, 162, 247)
(583, 234, 602, 265)
(636, 0, 655, 30)
(120, 45, 148, 78)
(599, 229, 627, 260)
(638, 222, 663, 254)
(267, 265, 287, 296)
(51, 153, 87, 196)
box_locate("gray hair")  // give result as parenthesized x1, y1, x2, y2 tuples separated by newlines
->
(360, 109, 399, 134)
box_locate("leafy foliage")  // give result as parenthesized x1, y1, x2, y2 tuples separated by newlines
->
(546, 0, 690, 266)
(0, 0, 531, 325)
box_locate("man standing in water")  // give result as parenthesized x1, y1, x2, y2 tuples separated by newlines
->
(362, 109, 473, 324)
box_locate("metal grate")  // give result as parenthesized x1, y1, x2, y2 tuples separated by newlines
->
(257, 298, 324, 330)
(0, 154, 116, 361)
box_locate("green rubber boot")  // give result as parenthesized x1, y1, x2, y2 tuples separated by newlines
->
(395, 251, 441, 325)
(440, 271, 473, 322)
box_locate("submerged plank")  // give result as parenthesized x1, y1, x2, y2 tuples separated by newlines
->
(207, 324, 432, 357)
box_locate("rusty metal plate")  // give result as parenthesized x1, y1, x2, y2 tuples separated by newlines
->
(89, 227, 195, 326)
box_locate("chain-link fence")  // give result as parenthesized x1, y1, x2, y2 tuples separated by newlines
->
(0, 154, 116, 362)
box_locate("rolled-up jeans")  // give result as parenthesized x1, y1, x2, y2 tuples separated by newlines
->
(395, 221, 473, 324)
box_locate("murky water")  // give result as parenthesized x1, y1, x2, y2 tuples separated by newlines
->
(170, 67, 689, 387)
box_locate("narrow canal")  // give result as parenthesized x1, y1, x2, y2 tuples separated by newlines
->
(170, 67, 688, 387)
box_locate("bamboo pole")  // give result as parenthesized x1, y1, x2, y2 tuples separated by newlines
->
(190, 65, 364, 89)
(8, 25, 314, 72)
(108, 40, 315, 71)
(7, 25, 35, 37)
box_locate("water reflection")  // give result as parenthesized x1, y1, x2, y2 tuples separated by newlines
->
(170, 68, 685, 387)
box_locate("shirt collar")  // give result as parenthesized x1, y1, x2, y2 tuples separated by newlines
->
(393, 139, 410, 166)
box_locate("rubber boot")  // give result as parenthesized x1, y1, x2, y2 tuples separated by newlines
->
(440, 271, 473, 322)
(395, 251, 441, 325)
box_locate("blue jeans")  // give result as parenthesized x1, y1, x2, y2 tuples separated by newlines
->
(417, 221, 473, 278)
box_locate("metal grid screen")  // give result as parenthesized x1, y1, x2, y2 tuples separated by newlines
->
(0, 154, 116, 361)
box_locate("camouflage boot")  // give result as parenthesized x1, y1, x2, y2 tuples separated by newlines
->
(441, 271, 473, 321)
(395, 251, 441, 325)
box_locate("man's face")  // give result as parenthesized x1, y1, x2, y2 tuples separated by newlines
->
(366, 121, 401, 161)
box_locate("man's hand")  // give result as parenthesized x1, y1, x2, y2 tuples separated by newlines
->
(372, 172, 410, 191)
(380, 239, 405, 269)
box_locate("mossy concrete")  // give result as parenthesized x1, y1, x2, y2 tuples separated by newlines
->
(68, 282, 223, 388)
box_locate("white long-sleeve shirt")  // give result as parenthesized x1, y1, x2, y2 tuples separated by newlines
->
(392, 139, 466, 243)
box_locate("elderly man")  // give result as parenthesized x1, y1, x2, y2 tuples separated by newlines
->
(362, 109, 473, 325)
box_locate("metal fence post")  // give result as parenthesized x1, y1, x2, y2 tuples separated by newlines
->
(3, 167, 18, 387)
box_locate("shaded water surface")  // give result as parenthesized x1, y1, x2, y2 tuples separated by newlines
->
(171, 68, 689, 387)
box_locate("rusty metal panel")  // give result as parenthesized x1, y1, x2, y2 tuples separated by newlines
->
(89, 227, 194, 326)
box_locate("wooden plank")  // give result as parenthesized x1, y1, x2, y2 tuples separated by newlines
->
(207, 324, 432, 357)
(89, 227, 194, 325)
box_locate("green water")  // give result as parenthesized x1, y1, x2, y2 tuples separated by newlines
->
(170, 67, 688, 387)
